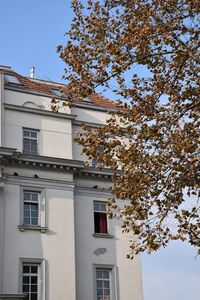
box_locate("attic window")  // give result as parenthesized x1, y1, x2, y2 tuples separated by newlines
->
(4, 74, 22, 85)
(51, 89, 63, 97)
(83, 97, 91, 102)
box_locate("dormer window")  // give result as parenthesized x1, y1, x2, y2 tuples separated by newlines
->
(4, 74, 22, 85)
(51, 89, 63, 97)
(83, 97, 91, 102)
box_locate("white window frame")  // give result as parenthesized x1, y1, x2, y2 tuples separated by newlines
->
(93, 201, 109, 235)
(93, 264, 117, 300)
(23, 191, 40, 226)
(92, 145, 104, 167)
(4, 74, 22, 85)
(19, 187, 47, 233)
(51, 88, 63, 97)
(19, 258, 45, 300)
(23, 128, 39, 156)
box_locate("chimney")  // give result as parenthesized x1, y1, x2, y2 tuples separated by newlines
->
(30, 67, 35, 78)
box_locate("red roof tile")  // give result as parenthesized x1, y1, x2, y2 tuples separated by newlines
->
(0, 67, 116, 110)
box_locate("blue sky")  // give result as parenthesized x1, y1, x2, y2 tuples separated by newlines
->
(0, 1, 199, 299)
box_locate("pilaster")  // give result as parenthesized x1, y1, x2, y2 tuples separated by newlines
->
(0, 73, 5, 146)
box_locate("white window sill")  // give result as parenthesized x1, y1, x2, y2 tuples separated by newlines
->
(18, 225, 47, 233)
(93, 233, 114, 239)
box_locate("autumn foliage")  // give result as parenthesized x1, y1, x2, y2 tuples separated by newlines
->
(58, 0, 200, 256)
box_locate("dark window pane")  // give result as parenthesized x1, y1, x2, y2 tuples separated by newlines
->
(31, 284, 37, 292)
(24, 211, 30, 217)
(103, 271, 109, 278)
(23, 276, 29, 284)
(94, 203, 100, 211)
(97, 280, 102, 288)
(103, 281, 109, 288)
(23, 138, 30, 144)
(94, 202, 106, 212)
(31, 217, 38, 225)
(31, 204, 38, 211)
(96, 271, 103, 278)
(31, 211, 38, 217)
(23, 266, 30, 273)
(24, 293, 29, 300)
(31, 194, 38, 202)
(31, 276, 37, 284)
(23, 131, 30, 137)
(24, 218, 31, 225)
(104, 288, 110, 295)
(99, 203, 106, 211)
(24, 202, 31, 211)
(23, 284, 29, 292)
(24, 192, 31, 200)
(31, 266, 38, 273)
(31, 293, 37, 300)
(31, 132, 37, 138)
(97, 288, 103, 295)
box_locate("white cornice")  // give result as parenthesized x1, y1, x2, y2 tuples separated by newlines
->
(4, 175, 75, 191)
(75, 186, 111, 198)
(4, 103, 77, 120)
(0, 147, 115, 179)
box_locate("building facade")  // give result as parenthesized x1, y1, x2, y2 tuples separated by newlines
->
(0, 66, 143, 300)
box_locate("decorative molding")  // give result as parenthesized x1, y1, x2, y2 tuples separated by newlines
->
(73, 119, 104, 128)
(18, 225, 47, 233)
(0, 295, 26, 300)
(93, 233, 114, 239)
(4, 103, 76, 120)
(0, 147, 115, 179)
(5, 175, 75, 191)
(75, 186, 112, 198)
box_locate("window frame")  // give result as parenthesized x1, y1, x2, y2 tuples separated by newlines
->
(23, 128, 39, 156)
(19, 187, 47, 233)
(23, 191, 40, 226)
(93, 201, 108, 235)
(4, 74, 22, 85)
(51, 88, 63, 97)
(19, 258, 45, 300)
(92, 145, 104, 167)
(93, 264, 117, 300)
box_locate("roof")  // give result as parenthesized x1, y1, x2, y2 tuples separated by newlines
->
(0, 66, 116, 110)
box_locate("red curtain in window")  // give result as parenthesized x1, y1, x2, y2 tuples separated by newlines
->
(99, 213, 107, 233)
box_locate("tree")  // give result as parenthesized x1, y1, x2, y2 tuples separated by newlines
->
(58, 0, 200, 257)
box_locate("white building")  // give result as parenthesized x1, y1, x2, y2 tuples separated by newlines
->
(0, 66, 143, 300)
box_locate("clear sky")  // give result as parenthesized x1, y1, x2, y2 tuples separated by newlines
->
(0, 1, 199, 299)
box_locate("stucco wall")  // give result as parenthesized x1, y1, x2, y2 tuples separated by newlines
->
(2, 181, 76, 300)
(0, 76, 143, 300)
(4, 109, 73, 159)
(74, 188, 143, 300)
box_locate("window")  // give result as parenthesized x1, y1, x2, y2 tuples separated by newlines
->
(92, 145, 104, 167)
(22, 264, 39, 300)
(19, 188, 47, 232)
(4, 74, 22, 85)
(83, 97, 91, 102)
(21, 259, 45, 300)
(96, 269, 111, 300)
(23, 191, 39, 226)
(51, 88, 63, 97)
(23, 129, 38, 155)
(94, 202, 108, 234)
